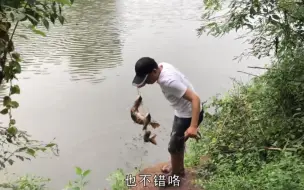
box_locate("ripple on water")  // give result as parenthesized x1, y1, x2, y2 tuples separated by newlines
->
(13, 0, 204, 84)
(14, 0, 124, 84)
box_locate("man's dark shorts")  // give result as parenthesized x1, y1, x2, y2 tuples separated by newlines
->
(168, 107, 204, 154)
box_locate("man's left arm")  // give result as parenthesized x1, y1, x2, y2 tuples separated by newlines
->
(182, 88, 201, 129)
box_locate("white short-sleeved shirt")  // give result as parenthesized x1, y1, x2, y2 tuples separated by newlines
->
(157, 62, 200, 118)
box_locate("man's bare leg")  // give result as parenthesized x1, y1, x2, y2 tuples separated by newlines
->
(161, 144, 186, 173)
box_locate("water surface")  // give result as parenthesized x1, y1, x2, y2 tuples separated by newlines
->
(1, 0, 265, 189)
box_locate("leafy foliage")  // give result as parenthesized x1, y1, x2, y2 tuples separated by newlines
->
(185, 51, 304, 188)
(184, 0, 304, 189)
(0, 174, 50, 190)
(198, 0, 304, 60)
(199, 155, 304, 190)
(0, 0, 74, 171)
(63, 167, 92, 190)
(0, 167, 93, 190)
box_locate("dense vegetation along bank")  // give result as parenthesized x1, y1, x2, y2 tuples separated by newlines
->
(184, 0, 304, 189)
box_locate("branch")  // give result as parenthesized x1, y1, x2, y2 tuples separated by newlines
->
(9, 21, 18, 43)
(264, 146, 300, 152)
(237, 70, 259, 77)
(264, 147, 282, 151)
(8, 2, 28, 43)
(248, 66, 270, 70)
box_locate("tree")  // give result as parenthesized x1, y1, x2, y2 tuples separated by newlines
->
(0, 0, 74, 170)
(198, 0, 304, 60)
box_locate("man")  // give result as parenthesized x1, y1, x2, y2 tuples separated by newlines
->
(132, 57, 204, 185)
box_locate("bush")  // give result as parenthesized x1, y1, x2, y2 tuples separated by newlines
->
(185, 48, 304, 190)
(184, 0, 304, 189)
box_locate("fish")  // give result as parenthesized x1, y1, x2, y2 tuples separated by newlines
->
(143, 130, 157, 145)
(130, 95, 160, 130)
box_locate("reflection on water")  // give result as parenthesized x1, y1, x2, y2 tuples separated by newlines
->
(14, 0, 123, 84)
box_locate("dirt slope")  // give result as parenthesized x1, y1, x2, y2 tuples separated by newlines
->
(130, 162, 202, 190)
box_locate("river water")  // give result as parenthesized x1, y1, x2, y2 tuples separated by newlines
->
(1, 0, 265, 189)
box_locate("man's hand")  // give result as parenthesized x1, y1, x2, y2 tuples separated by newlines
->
(184, 125, 198, 139)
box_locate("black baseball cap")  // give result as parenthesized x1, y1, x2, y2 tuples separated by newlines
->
(132, 57, 158, 87)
